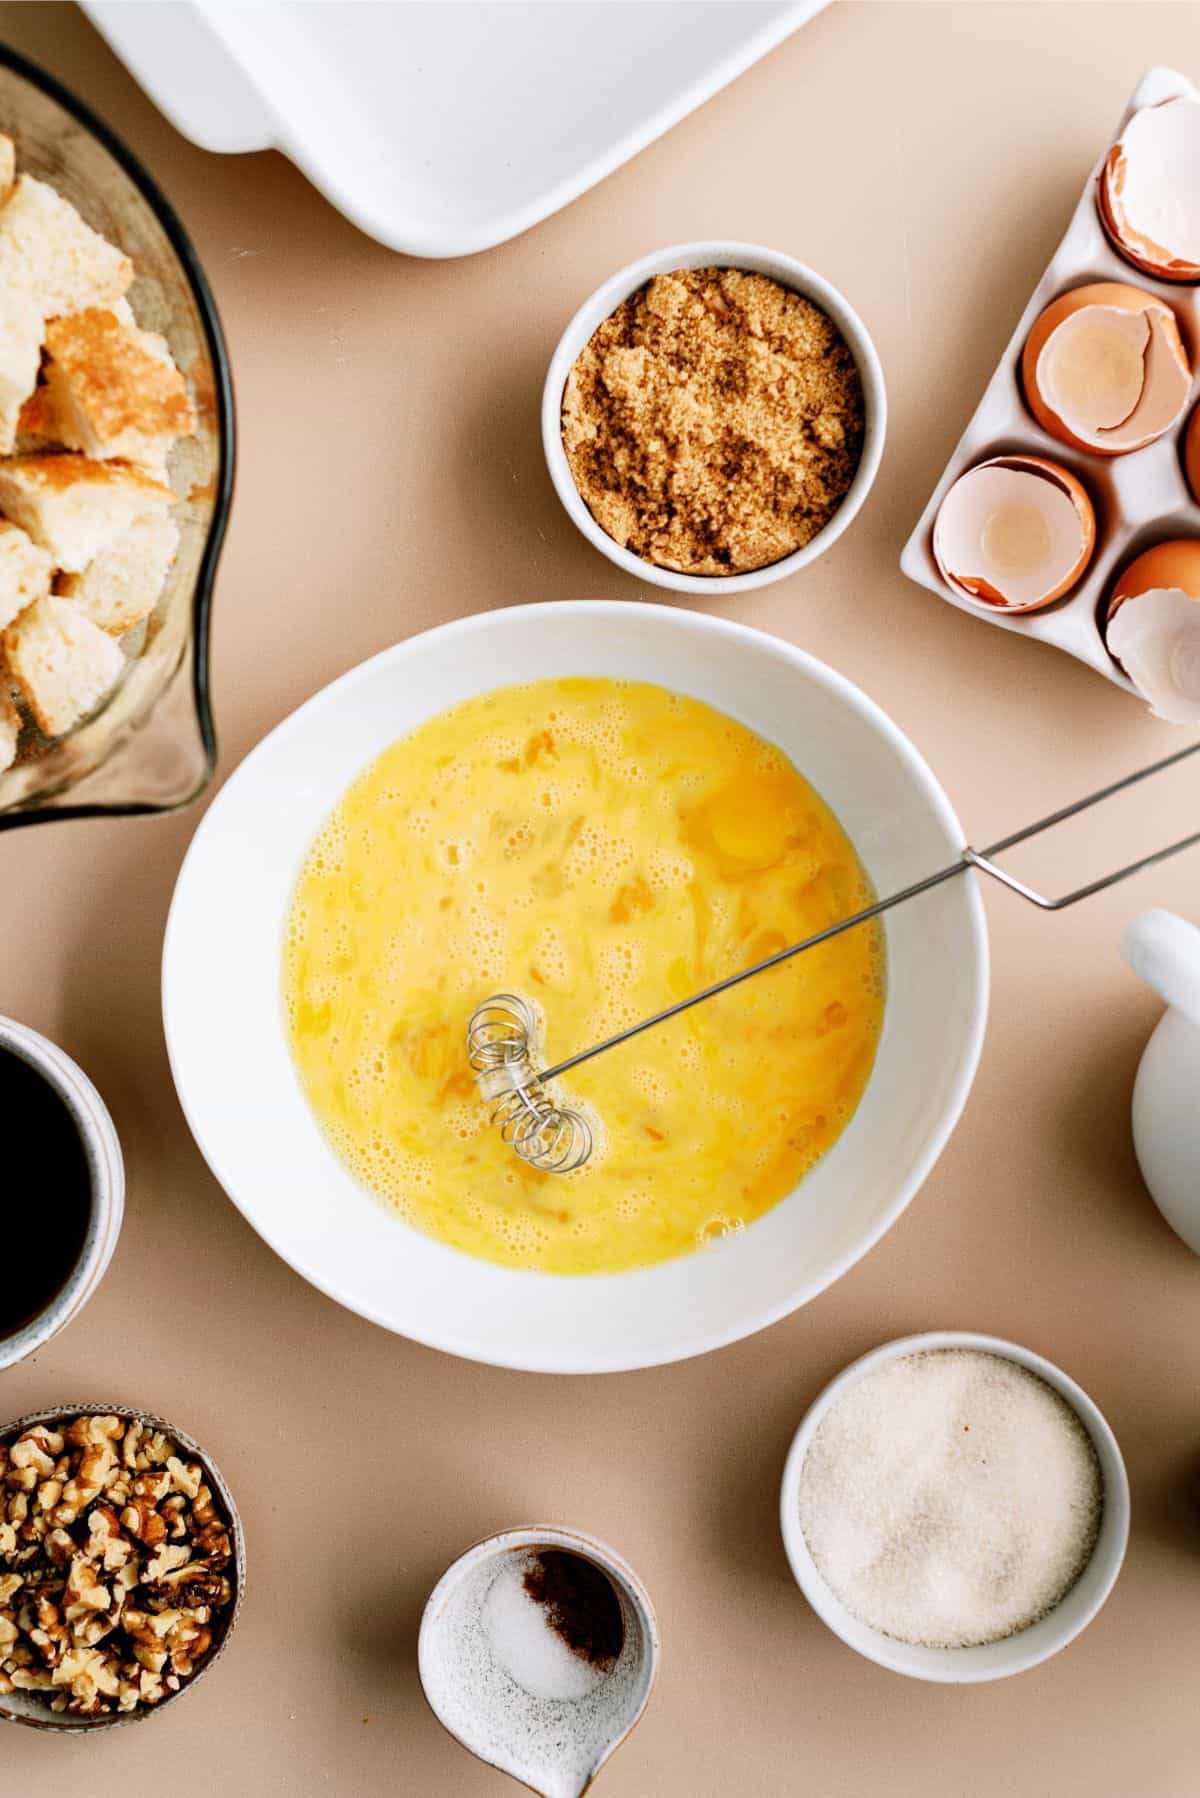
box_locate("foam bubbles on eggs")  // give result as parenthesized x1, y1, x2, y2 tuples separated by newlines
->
(645, 849, 693, 892)
(532, 923, 569, 986)
(697, 1215, 745, 1250)
(283, 677, 885, 1274)
(630, 1065, 667, 1106)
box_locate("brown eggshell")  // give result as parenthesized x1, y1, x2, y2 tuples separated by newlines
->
(1107, 539, 1200, 624)
(1185, 403, 1200, 506)
(1097, 101, 1200, 283)
(932, 454, 1096, 613)
(1015, 457, 1096, 604)
(1021, 283, 1190, 456)
(1096, 148, 1200, 282)
(994, 456, 1096, 609)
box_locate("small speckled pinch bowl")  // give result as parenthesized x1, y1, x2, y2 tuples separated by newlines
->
(0, 1017, 124, 1373)
(542, 240, 887, 596)
(779, 1332, 1130, 1683)
(0, 1404, 246, 1732)
(419, 1526, 659, 1798)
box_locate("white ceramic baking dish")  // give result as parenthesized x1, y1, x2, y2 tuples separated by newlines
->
(85, 0, 829, 257)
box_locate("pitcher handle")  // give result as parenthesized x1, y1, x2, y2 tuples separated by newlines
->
(1121, 909, 1200, 1028)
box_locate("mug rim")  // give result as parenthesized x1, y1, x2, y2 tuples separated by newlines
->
(0, 1017, 124, 1370)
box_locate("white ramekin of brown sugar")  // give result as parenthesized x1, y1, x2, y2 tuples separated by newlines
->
(542, 241, 886, 596)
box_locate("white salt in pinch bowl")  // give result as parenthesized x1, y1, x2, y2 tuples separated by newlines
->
(542, 241, 887, 595)
(779, 1332, 1130, 1683)
(419, 1526, 658, 1797)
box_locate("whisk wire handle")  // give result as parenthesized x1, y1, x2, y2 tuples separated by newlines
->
(539, 738, 1200, 1082)
(470, 740, 1199, 1170)
(963, 736, 1200, 911)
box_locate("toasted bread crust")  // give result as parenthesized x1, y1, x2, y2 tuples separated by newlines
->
(0, 452, 173, 501)
(17, 383, 62, 445)
(0, 456, 174, 576)
(45, 308, 195, 452)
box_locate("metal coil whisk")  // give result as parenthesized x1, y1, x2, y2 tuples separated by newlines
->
(467, 994, 592, 1173)
(466, 741, 1200, 1176)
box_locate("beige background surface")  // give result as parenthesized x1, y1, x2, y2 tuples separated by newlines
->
(1, 3, 1199, 1792)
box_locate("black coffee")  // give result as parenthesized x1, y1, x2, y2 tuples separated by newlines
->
(0, 1047, 92, 1337)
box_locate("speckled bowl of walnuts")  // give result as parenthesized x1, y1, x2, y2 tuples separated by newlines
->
(0, 1405, 245, 1731)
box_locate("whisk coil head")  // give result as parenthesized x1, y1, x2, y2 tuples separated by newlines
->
(467, 994, 592, 1174)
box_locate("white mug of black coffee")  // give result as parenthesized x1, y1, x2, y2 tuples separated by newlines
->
(0, 1017, 124, 1370)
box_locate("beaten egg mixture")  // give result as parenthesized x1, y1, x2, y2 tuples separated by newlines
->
(283, 679, 884, 1274)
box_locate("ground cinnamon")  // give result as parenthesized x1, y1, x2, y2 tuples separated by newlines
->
(523, 1550, 624, 1670)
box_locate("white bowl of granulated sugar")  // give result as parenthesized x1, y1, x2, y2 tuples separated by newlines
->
(779, 1331, 1130, 1682)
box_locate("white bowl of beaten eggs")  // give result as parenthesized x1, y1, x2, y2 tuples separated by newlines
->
(163, 602, 988, 1372)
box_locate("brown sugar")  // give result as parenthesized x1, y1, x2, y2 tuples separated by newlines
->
(561, 267, 865, 576)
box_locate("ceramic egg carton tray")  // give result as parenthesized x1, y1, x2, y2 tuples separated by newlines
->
(900, 65, 1200, 703)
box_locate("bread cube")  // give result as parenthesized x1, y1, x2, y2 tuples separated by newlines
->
(0, 454, 172, 573)
(0, 175, 132, 318)
(15, 383, 61, 455)
(59, 511, 179, 637)
(100, 299, 174, 369)
(3, 593, 125, 736)
(0, 288, 44, 454)
(0, 682, 19, 771)
(45, 308, 195, 476)
(0, 518, 51, 629)
(0, 134, 15, 205)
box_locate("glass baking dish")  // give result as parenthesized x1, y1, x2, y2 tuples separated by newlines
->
(0, 44, 233, 832)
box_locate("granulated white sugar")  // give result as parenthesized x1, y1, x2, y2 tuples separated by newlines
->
(797, 1349, 1103, 1648)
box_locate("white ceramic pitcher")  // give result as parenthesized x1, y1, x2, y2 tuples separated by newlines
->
(1122, 910, 1200, 1252)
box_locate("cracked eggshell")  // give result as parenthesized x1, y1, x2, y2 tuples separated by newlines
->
(1099, 96, 1200, 283)
(1021, 283, 1191, 456)
(932, 455, 1095, 612)
(1106, 540, 1200, 724)
(1185, 401, 1200, 505)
